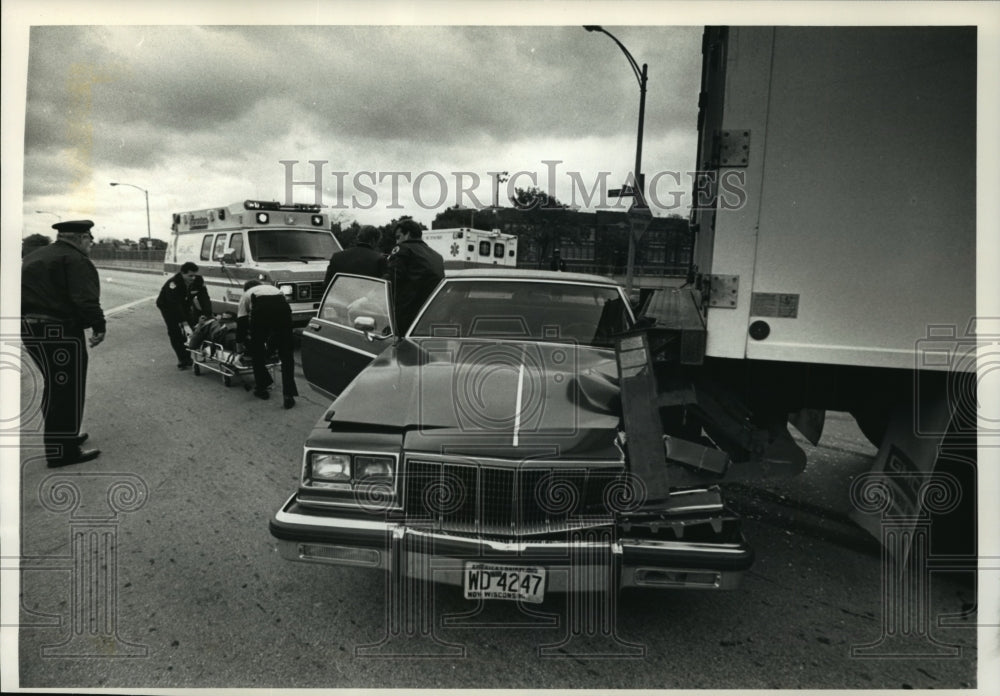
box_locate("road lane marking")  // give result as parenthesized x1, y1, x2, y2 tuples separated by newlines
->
(106, 295, 157, 316)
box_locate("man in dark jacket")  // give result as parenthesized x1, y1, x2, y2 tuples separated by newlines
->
(156, 261, 212, 369)
(21, 219, 105, 467)
(324, 225, 386, 288)
(384, 218, 444, 334)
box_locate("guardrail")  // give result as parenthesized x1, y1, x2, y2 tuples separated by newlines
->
(89, 249, 165, 271)
(519, 261, 689, 277)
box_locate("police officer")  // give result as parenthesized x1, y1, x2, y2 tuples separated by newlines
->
(21, 219, 105, 467)
(384, 218, 444, 334)
(323, 225, 386, 288)
(156, 261, 212, 369)
(236, 280, 299, 409)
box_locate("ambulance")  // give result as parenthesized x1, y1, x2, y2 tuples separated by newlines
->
(422, 227, 517, 268)
(165, 200, 341, 324)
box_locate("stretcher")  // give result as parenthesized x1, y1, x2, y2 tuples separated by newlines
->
(187, 340, 278, 389)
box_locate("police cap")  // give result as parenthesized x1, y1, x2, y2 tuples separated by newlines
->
(52, 220, 95, 235)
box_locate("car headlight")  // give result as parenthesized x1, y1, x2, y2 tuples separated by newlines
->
(278, 283, 295, 298)
(355, 455, 395, 481)
(310, 452, 351, 486)
(305, 451, 397, 491)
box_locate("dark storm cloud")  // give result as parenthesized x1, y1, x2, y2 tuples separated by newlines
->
(293, 25, 701, 146)
(24, 24, 700, 167)
(18, 23, 703, 232)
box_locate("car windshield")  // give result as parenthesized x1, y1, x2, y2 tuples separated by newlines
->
(248, 229, 340, 261)
(409, 279, 633, 348)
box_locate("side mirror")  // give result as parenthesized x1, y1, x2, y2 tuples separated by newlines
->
(221, 248, 237, 264)
(354, 316, 391, 342)
(354, 316, 376, 332)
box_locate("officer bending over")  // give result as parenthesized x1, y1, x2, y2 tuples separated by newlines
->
(156, 261, 211, 369)
(236, 280, 299, 409)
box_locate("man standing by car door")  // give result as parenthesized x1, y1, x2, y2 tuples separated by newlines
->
(384, 218, 444, 334)
(323, 225, 386, 289)
(21, 219, 106, 467)
(156, 261, 212, 369)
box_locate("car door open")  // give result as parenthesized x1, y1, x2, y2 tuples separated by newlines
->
(300, 273, 395, 400)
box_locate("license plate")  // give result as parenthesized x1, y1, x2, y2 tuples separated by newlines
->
(463, 562, 546, 603)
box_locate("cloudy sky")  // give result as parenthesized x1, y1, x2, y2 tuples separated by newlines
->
(4, 0, 999, 248)
(13, 14, 705, 242)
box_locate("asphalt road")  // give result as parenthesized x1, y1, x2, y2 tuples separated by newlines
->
(11, 269, 977, 690)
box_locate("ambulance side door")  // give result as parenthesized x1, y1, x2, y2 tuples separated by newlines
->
(300, 274, 395, 400)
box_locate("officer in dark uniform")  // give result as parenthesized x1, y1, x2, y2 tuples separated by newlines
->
(21, 219, 105, 467)
(156, 261, 212, 368)
(323, 225, 387, 288)
(384, 217, 444, 334)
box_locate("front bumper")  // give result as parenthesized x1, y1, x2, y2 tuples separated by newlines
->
(269, 496, 754, 591)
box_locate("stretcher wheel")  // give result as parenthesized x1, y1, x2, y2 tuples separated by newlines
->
(223, 375, 232, 387)
(192, 363, 201, 376)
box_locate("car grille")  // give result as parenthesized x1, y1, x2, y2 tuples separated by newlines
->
(294, 281, 327, 302)
(403, 459, 624, 535)
(308, 281, 327, 299)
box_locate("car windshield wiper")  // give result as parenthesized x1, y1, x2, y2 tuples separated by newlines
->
(256, 255, 308, 263)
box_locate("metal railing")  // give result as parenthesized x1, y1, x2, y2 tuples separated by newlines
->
(88, 248, 165, 271)
(519, 260, 689, 277)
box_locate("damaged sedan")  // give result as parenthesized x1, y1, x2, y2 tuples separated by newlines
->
(269, 269, 753, 602)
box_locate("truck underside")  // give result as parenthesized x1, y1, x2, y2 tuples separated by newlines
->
(617, 294, 976, 562)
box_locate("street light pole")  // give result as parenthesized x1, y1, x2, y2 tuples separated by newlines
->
(35, 210, 62, 222)
(491, 170, 509, 209)
(584, 25, 649, 296)
(109, 181, 151, 245)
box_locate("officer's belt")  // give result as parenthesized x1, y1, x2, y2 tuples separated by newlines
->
(23, 313, 70, 324)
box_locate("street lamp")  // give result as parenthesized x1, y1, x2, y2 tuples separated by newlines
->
(109, 181, 151, 245)
(491, 171, 509, 209)
(584, 25, 648, 296)
(35, 210, 62, 222)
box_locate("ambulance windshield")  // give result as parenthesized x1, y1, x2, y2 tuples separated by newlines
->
(248, 229, 339, 262)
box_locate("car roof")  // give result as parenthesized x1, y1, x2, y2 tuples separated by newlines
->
(444, 268, 623, 287)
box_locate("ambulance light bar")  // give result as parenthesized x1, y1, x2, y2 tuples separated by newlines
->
(244, 200, 323, 213)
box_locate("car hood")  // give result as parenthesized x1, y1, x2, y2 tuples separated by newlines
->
(323, 337, 624, 461)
